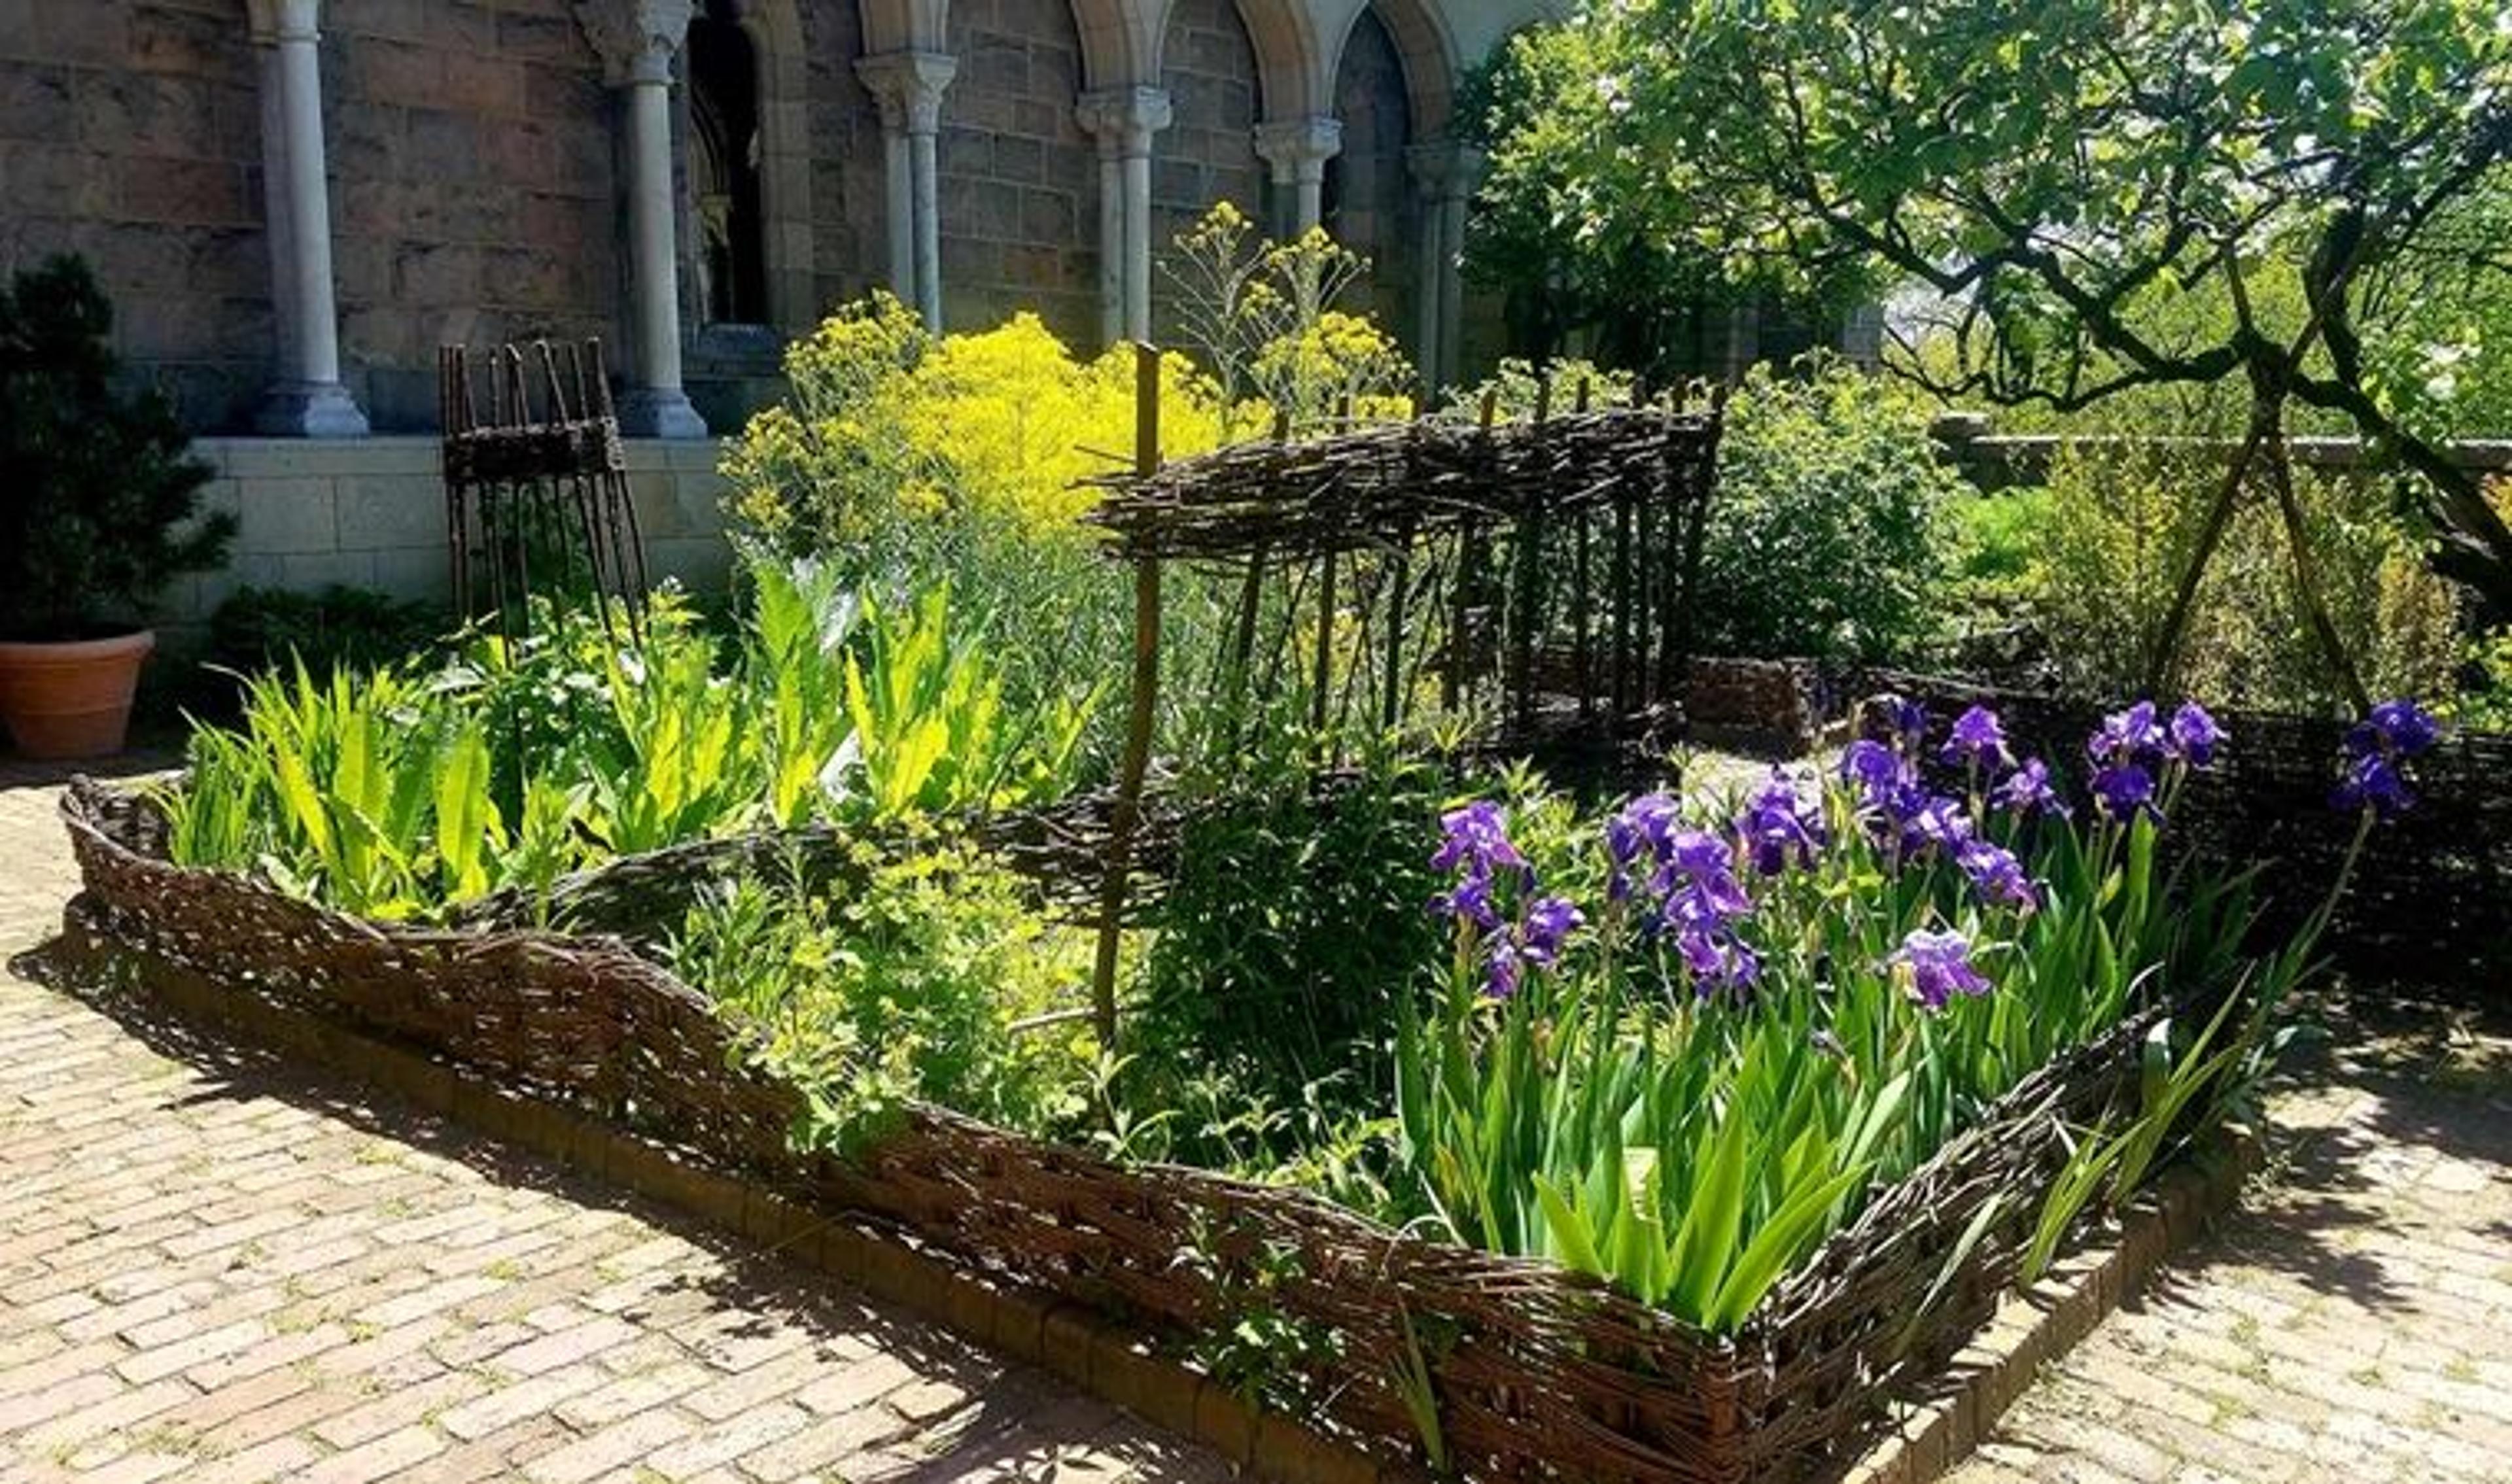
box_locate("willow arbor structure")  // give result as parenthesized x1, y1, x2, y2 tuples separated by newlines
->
(1079, 347, 1728, 1041)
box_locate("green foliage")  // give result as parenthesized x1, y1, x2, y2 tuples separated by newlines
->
(1459, 22, 1865, 370)
(2020, 442, 2461, 712)
(0, 255, 230, 639)
(1695, 361, 1964, 662)
(1127, 748, 1448, 1130)
(671, 846, 1093, 1149)
(2445, 627, 2512, 733)
(1571, 0, 2512, 612)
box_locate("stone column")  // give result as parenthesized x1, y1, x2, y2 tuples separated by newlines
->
(1407, 139, 1484, 396)
(1251, 116, 1340, 238)
(857, 52, 956, 331)
(1077, 88, 1171, 345)
(576, 0, 707, 439)
(245, 0, 367, 438)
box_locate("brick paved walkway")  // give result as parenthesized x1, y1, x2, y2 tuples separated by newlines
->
(1945, 993, 2512, 1484)
(0, 767, 1227, 1484)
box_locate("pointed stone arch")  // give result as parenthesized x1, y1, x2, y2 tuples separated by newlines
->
(1325, 0, 1453, 138)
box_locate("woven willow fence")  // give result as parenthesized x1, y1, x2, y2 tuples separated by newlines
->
(62, 777, 2171, 1484)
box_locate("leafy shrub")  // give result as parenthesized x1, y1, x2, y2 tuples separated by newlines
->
(1126, 746, 1448, 1127)
(724, 293, 1226, 553)
(2023, 441, 2461, 712)
(1695, 360, 1962, 663)
(0, 255, 230, 639)
(672, 846, 1093, 1148)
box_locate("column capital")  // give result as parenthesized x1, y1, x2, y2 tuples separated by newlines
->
(574, 0, 699, 88)
(1251, 116, 1342, 184)
(244, 0, 321, 46)
(1406, 137, 1488, 202)
(856, 50, 958, 136)
(1075, 86, 1172, 160)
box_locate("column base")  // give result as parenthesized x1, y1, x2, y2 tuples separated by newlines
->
(254, 381, 370, 439)
(616, 388, 710, 440)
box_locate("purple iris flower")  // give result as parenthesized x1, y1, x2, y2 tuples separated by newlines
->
(1433, 801, 1527, 880)
(1519, 896, 1586, 967)
(1432, 872, 1499, 931)
(2168, 702, 2225, 768)
(2331, 751, 2417, 820)
(1889, 928, 1994, 1010)
(1736, 770, 1825, 876)
(1677, 929, 1760, 992)
(1993, 757, 2068, 819)
(1956, 838, 2038, 912)
(2091, 763, 2157, 821)
(1885, 694, 1930, 751)
(2352, 699, 2441, 760)
(2087, 700, 2169, 768)
(1901, 793, 1975, 855)
(1942, 704, 2014, 771)
(1841, 738, 1909, 797)
(1483, 939, 1524, 999)
(1668, 829, 1735, 880)
(1605, 792, 1681, 903)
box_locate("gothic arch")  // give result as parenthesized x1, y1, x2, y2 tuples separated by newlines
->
(1325, 0, 1453, 137)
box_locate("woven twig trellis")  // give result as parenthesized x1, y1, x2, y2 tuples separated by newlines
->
(62, 757, 2184, 1484)
(437, 339, 650, 641)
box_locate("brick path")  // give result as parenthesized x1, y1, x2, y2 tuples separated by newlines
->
(0, 767, 1228, 1484)
(1945, 993, 2512, 1484)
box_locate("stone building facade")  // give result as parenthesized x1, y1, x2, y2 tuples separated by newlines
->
(0, 0, 1542, 443)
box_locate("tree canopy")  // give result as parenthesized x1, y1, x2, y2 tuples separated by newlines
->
(1527, 0, 2512, 620)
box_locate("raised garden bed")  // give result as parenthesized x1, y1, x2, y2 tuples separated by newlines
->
(62, 773, 2227, 1484)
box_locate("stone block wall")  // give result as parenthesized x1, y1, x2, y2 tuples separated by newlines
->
(800, 0, 886, 319)
(937, 0, 1099, 348)
(160, 437, 733, 649)
(0, 0, 273, 430)
(322, 0, 620, 432)
(1151, 0, 1264, 288)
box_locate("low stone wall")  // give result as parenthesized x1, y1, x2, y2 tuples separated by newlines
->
(164, 436, 735, 648)
(1928, 415, 2512, 492)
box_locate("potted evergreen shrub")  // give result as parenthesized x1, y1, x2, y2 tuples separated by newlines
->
(0, 256, 233, 759)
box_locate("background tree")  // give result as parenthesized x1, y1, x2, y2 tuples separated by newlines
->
(1459, 22, 1870, 379)
(1573, 0, 2512, 663)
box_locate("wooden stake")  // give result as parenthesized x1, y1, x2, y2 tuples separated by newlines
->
(1090, 343, 1165, 1051)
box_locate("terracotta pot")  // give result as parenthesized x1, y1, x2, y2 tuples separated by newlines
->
(0, 630, 155, 760)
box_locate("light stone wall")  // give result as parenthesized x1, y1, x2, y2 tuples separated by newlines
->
(162, 437, 733, 646)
